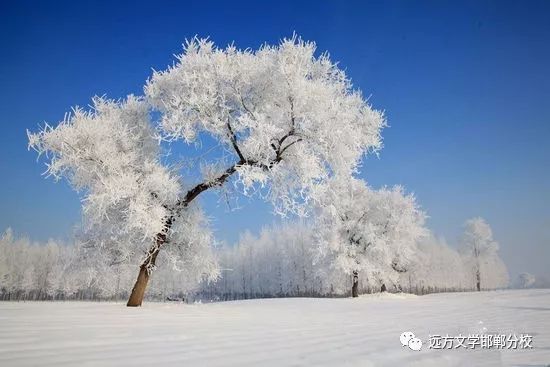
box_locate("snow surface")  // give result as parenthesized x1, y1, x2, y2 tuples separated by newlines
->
(1, 290, 549, 366)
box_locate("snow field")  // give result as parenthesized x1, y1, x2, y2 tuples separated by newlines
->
(0, 289, 549, 367)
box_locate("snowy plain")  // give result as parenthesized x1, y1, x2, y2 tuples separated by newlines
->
(0, 289, 549, 367)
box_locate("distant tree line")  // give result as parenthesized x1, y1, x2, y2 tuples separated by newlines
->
(1, 217, 510, 302)
(197, 220, 509, 301)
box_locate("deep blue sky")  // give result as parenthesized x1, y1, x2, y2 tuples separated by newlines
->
(1, 0, 549, 279)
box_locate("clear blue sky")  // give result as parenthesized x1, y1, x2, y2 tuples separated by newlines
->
(1, 0, 549, 279)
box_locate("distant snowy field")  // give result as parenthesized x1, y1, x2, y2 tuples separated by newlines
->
(1, 290, 549, 367)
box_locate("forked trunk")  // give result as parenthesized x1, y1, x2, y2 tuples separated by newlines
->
(127, 265, 150, 307)
(352, 270, 359, 298)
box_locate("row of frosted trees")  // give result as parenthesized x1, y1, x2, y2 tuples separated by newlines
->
(197, 221, 509, 301)
(1, 217, 508, 301)
(0, 228, 203, 301)
(0, 229, 72, 301)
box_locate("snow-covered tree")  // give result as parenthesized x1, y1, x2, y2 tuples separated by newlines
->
(403, 234, 474, 292)
(0, 229, 13, 295)
(516, 273, 536, 289)
(28, 36, 386, 306)
(314, 177, 427, 297)
(459, 217, 504, 291)
(199, 222, 349, 300)
(0, 229, 72, 300)
(477, 249, 509, 289)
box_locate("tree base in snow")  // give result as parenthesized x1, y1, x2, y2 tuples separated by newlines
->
(127, 266, 150, 307)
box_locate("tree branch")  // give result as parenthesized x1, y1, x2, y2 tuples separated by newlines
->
(269, 95, 302, 161)
(181, 162, 241, 207)
(239, 94, 257, 121)
(278, 138, 302, 157)
(226, 120, 245, 162)
(142, 102, 300, 270)
(140, 161, 243, 269)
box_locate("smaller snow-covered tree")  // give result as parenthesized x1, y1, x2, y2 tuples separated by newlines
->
(478, 250, 508, 289)
(315, 177, 427, 297)
(516, 273, 536, 289)
(404, 234, 484, 292)
(460, 217, 501, 291)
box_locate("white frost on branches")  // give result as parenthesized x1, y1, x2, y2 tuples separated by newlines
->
(27, 96, 217, 283)
(28, 96, 180, 245)
(314, 177, 428, 286)
(146, 36, 386, 215)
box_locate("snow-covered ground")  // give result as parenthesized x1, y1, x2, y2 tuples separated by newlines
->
(0, 290, 549, 367)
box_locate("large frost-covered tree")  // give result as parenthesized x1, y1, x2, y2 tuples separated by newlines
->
(28, 36, 386, 306)
(314, 177, 427, 297)
(460, 217, 502, 291)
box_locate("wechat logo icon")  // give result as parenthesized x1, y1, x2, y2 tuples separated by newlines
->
(400, 331, 423, 351)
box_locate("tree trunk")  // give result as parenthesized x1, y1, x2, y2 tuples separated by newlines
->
(127, 265, 150, 307)
(380, 283, 387, 292)
(351, 270, 359, 298)
(127, 240, 162, 307)
(476, 269, 481, 291)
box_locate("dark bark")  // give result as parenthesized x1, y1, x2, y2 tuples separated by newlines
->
(126, 265, 150, 306)
(380, 283, 387, 292)
(181, 164, 240, 206)
(476, 269, 481, 291)
(352, 270, 359, 298)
